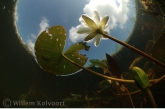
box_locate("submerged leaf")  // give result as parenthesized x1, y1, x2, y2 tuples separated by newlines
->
(139, 8, 163, 17)
(145, 40, 155, 55)
(153, 26, 162, 42)
(89, 59, 107, 69)
(35, 26, 88, 75)
(143, 62, 153, 73)
(152, 33, 165, 64)
(106, 54, 127, 92)
(89, 59, 108, 73)
(100, 79, 111, 88)
(106, 53, 122, 78)
(129, 56, 143, 71)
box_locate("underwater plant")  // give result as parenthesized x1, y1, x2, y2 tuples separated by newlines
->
(34, 4, 165, 107)
(131, 67, 157, 107)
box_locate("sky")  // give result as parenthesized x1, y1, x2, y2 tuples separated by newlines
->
(15, 0, 136, 67)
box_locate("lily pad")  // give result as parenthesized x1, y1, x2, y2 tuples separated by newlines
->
(35, 26, 88, 75)
(152, 33, 165, 64)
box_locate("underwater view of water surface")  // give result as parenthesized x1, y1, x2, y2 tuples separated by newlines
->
(0, 0, 165, 108)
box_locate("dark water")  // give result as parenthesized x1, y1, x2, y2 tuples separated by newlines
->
(0, 0, 165, 108)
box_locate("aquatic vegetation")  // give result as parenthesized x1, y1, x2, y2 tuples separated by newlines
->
(35, 26, 88, 75)
(34, 2, 165, 107)
(90, 54, 135, 107)
(152, 33, 165, 64)
(131, 67, 157, 107)
(77, 11, 109, 47)
(139, 8, 165, 17)
(19, 85, 52, 102)
(89, 59, 107, 74)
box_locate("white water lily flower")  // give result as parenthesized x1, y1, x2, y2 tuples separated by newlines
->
(77, 11, 109, 47)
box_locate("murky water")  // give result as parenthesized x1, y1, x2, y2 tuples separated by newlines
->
(0, 0, 165, 108)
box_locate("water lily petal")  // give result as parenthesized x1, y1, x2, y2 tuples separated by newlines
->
(77, 27, 93, 34)
(100, 16, 109, 28)
(84, 31, 97, 41)
(82, 15, 98, 29)
(103, 24, 108, 30)
(93, 11, 100, 24)
(79, 17, 88, 27)
(94, 34, 101, 47)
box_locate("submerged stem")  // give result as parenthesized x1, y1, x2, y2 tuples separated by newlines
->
(145, 87, 157, 108)
(125, 86, 135, 108)
(62, 54, 158, 83)
(100, 32, 165, 68)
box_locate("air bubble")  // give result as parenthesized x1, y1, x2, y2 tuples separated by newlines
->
(49, 34, 52, 37)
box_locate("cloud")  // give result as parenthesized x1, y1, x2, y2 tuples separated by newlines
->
(38, 17, 49, 35)
(69, 27, 86, 43)
(27, 17, 49, 56)
(27, 39, 35, 55)
(30, 34, 37, 39)
(69, 0, 131, 44)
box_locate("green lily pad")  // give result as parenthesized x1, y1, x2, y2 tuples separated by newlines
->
(35, 26, 88, 75)
(152, 33, 165, 64)
(131, 67, 149, 90)
(63, 42, 88, 74)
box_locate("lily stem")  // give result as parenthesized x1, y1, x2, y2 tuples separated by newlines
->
(62, 54, 133, 83)
(145, 87, 157, 108)
(62, 54, 159, 83)
(101, 32, 165, 68)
